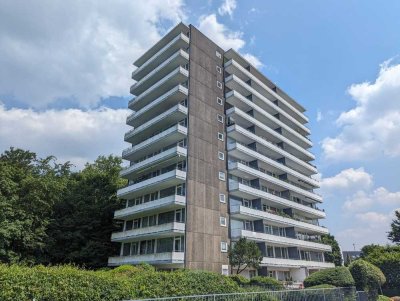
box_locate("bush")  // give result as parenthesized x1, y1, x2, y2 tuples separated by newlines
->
(349, 259, 386, 300)
(0, 264, 132, 301)
(229, 274, 250, 285)
(249, 276, 284, 290)
(303, 267, 355, 288)
(377, 296, 391, 301)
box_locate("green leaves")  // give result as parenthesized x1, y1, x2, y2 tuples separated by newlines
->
(228, 238, 263, 274)
(321, 234, 342, 266)
(303, 267, 355, 288)
(388, 210, 400, 244)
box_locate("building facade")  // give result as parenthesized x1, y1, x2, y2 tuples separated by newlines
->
(108, 23, 334, 282)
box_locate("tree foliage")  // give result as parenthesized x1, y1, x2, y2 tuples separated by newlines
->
(321, 234, 342, 266)
(0, 147, 125, 268)
(228, 238, 263, 274)
(388, 210, 400, 244)
(361, 244, 400, 289)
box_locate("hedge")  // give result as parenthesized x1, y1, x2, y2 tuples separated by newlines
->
(249, 276, 284, 290)
(349, 259, 386, 300)
(0, 264, 241, 301)
(303, 267, 355, 288)
(229, 274, 250, 285)
(306, 284, 336, 289)
(377, 296, 391, 301)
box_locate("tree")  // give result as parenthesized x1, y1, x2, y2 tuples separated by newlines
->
(321, 234, 342, 266)
(388, 210, 400, 244)
(349, 259, 386, 299)
(45, 155, 126, 268)
(228, 238, 263, 274)
(0, 147, 70, 264)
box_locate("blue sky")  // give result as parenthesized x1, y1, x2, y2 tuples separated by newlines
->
(1, 0, 400, 250)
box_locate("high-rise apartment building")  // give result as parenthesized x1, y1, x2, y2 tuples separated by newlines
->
(108, 23, 334, 282)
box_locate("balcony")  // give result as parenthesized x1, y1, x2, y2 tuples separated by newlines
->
(108, 251, 184, 266)
(228, 161, 322, 202)
(114, 195, 186, 220)
(121, 146, 187, 178)
(111, 221, 185, 242)
(261, 257, 335, 269)
(133, 26, 189, 79)
(224, 60, 308, 124)
(227, 124, 317, 176)
(227, 142, 319, 188)
(124, 104, 188, 144)
(230, 205, 327, 233)
(117, 169, 186, 200)
(226, 107, 314, 161)
(225, 90, 312, 149)
(129, 67, 189, 111)
(231, 229, 331, 252)
(122, 124, 187, 161)
(127, 85, 188, 127)
(229, 181, 325, 217)
(131, 49, 189, 96)
(225, 74, 310, 137)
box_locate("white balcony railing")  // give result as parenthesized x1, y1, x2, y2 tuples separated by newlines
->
(226, 107, 314, 161)
(111, 221, 185, 242)
(229, 181, 325, 218)
(114, 195, 186, 219)
(229, 162, 322, 202)
(225, 60, 309, 123)
(228, 142, 319, 188)
(117, 169, 186, 199)
(121, 146, 187, 178)
(230, 205, 327, 232)
(108, 252, 184, 266)
(231, 229, 331, 252)
(225, 90, 312, 148)
(261, 256, 335, 269)
(227, 124, 317, 175)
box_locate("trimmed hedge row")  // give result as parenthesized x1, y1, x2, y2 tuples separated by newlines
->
(0, 264, 241, 301)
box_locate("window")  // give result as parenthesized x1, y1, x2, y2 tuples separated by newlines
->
(218, 171, 226, 181)
(216, 50, 222, 58)
(221, 241, 228, 252)
(244, 220, 253, 231)
(217, 132, 224, 141)
(217, 114, 224, 123)
(218, 151, 225, 160)
(217, 97, 223, 105)
(221, 265, 229, 275)
(174, 236, 185, 252)
(219, 193, 226, 203)
(176, 183, 186, 196)
(216, 65, 222, 73)
(220, 216, 227, 227)
(217, 81, 223, 89)
(125, 220, 133, 231)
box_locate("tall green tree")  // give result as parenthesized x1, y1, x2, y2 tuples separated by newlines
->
(321, 234, 342, 266)
(0, 148, 70, 263)
(228, 238, 263, 274)
(388, 210, 400, 244)
(45, 155, 126, 268)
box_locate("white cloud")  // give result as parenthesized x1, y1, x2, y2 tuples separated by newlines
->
(197, 14, 245, 51)
(356, 211, 392, 224)
(0, 0, 186, 108)
(242, 53, 263, 69)
(317, 110, 323, 122)
(0, 103, 129, 169)
(322, 59, 400, 161)
(320, 167, 373, 193)
(218, 0, 237, 18)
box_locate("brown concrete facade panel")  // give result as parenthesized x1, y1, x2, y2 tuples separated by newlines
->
(185, 25, 229, 273)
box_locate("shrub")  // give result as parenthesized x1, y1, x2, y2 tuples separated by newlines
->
(249, 276, 284, 290)
(0, 264, 131, 301)
(229, 274, 250, 285)
(349, 259, 386, 300)
(377, 296, 391, 301)
(303, 267, 355, 288)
